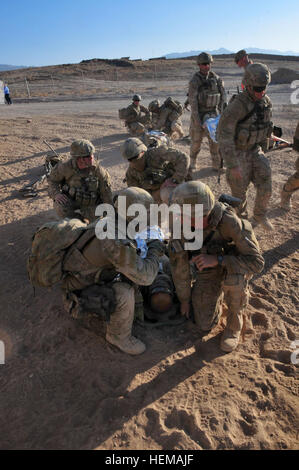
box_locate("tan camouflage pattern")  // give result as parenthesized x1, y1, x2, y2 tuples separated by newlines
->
(125, 145, 190, 197)
(47, 158, 113, 221)
(281, 124, 299, 205)
(281, 157, 299, 196)
(124, 103, 150, 136)
(169, 202, 264, 331)
(217, 90, 273, 219)
(188, 70, 225, 168)
(62, 220, 161, 341)
(151, 102, 184, 139)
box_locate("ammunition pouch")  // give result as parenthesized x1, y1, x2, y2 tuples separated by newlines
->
(62, 179, 98, 207)
(235, 121, 273, 150)
(64, 283, 116, 322)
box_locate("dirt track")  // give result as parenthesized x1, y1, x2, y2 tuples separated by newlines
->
(0, 65, 298, 450)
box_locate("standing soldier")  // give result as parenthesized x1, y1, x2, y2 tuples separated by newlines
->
(169, 181, 264, 352)
(122, 137, 190, 204)
(120, 94, 151, 136)
(234, 49, 253, 91)
(280, 121, 299, 210)
(217, 63, 274, 231)
(149, 97, 184, 140)
(47, 139, 113, 222)
(188, 52, 226, 177)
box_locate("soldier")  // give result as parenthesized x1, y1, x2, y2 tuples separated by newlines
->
(62, 187, 165, 355)
(234, 49, 253, 91)
(188, 52, 226, 176)
(149, 97, 184, 140)
(47, 139, 113, 222)
(217, 63, 274, 231)
(169, 181, 264, 352)
(122, 137, 190, 204)
(280, 121, 299, 210)
(235, 49, 253, 70)
(123, 94, 151, 136)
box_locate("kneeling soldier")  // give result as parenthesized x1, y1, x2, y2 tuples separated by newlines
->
(62, 187, 164, 355)
(47, 139, 113, 222)
(123, 137, 190, 204)
(169, 181, 264, 352)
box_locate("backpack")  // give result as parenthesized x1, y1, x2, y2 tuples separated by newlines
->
(118, 107, 130, 120)
(164, 97, 183, 115)
(27, 218, 88, 288)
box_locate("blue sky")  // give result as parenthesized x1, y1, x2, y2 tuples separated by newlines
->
(1, 0, 298, 66)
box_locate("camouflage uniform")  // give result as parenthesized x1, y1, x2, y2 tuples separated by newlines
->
(217, 64, 273, 225)
(47, 140, 112, 222)
(125, 103, 151, 136)
(169, 182, 264, 352)
(280, 121, 299, 209)
(62, 188, 164, 355)
(124, 138, 190, 203)
(149, 97, 184, 139)
(188, 54, 226, 171)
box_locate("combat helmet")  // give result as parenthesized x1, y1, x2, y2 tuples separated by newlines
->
(113, 187, 154, 221)
(171, 181, 215, 216)
(132, 94, 141, 102)
(234, 49, 247, 64)
(148, 99, 160, 112)
(243, 63, 271, 88)
(197, 52, 213, 65)
(70, 139, 95, 158)
(122, 138, 147, 161)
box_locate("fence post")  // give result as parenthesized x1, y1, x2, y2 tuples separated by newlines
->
(25, 78, 31, 98)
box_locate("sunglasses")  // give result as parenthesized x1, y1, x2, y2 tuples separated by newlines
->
(200, 63, 210, 66)
(253, 86, 266, 92)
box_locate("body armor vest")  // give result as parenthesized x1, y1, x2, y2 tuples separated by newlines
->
(235, 99, 273, 150)
(197, 73, 221, 111)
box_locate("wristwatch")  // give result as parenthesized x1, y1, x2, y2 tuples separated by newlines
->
(217, 255, 224, 266)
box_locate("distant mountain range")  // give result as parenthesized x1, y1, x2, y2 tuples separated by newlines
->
(0, 64, 28, 72)
(165, 47, 299, 59)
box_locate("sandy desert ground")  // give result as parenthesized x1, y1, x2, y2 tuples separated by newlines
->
(0, 56, 298, 450)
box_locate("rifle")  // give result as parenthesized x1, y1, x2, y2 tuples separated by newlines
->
(19, 140, 60, 197)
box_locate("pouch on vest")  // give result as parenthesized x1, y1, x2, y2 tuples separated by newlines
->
(205, 93, 221, 108)
(63, 284, 116, 322)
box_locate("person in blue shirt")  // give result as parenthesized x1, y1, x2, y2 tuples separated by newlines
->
(4, 84, 12, 104)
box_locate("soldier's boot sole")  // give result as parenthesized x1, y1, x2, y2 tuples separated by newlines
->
(220, 328, 241, 353)
(106, 333, 146, 355)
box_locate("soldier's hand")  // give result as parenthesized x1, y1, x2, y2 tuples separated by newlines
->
(180, 301, 190, 318)
(192, 254, 218, 271)
(230, 166, 243, 180)
(54, 193, 69, 205)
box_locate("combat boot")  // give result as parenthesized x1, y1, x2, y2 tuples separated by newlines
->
(252, 216, 274, 232)
(106, 332, 146, 355)
(220, 327, 241, 352)
(279, 187, 292, 211)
